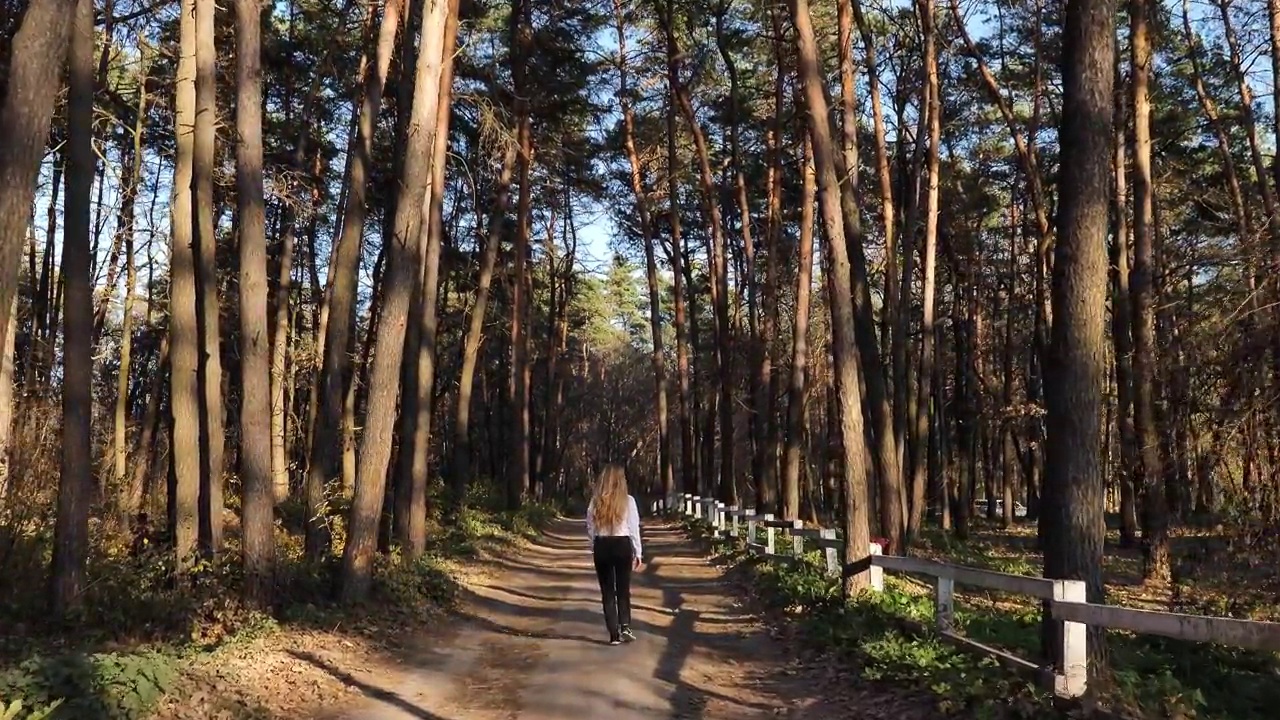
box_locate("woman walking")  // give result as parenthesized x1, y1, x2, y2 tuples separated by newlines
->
(586, 464, 642, 645)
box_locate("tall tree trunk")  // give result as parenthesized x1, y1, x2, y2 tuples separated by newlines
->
(1111, 58, 1139, 548)
(0, 292, 14, 499)
(396, 0, 458, 557)
(782, 136, 816, 521)
(113, 67, 148, 505)
(1043, 0, 1113, 676)
(341, 0, 451, 602)
(507, 0, 534, 511)
(194, 0, 225, 557)
(852, 0, 899, 463)
(716, 2, 764, 509)
(1268, 0, 1280, 396)
(907, 0, 940, 544)
(0, 0, 75, 385)
(306, 0, 406, 560)
(30, 155, 61, 388)
(666, 5, 735, 506)
(50, 0, 94, 613)
(237, 0, 275, 606)
(790, 0, 875, 594)
(170, 0, 202, 575)
(1130, 0, 1168, 583)
(615, 0, 672, 504)
(831, 80, 903, 554)
(271, 224, 295, 504)
(663, 6, 695, 498)
(1002, 201, 1018, 528)
(449, 142, 518, 509)
(129, 336, 168, 519)
(762, 5, 785, 512)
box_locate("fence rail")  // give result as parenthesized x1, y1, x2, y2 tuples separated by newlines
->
(655, 492, 1280, 700)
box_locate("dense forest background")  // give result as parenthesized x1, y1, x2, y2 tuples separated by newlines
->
(1, 0, 1280, 713)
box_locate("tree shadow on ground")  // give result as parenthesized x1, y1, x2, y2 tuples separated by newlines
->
(288, 650, 450, 720)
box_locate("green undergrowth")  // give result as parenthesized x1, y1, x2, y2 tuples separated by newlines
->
(711, 530, 1279, 719)
(908, 528, 1280, 719)
(716, 540, 1052, 718)
(0, 500, 557, 720)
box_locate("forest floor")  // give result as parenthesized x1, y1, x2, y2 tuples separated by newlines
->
(182, 519, 936, 720)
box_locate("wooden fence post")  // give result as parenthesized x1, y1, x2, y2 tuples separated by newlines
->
(791, 519, 804, 557)
(715, 502, 726, 536)
(763, 513, 776, 555)
(820, 529, 839, 577)
(728, 505, 740, 537)
(935, 575, 955, 633)
(869, 542, 884, 592)
(693, 496, 703, 520)
(1053, 579, 1088, 699)
(747, 512, 757, 544)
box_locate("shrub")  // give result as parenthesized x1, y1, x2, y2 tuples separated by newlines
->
(0, 652, 178, 720)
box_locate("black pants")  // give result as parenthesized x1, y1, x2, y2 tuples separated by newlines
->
(592, 536, 633, 639)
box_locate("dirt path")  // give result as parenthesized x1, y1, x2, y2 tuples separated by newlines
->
(317, 518, 931, 720)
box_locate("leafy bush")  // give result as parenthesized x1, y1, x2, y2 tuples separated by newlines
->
(372, 551, 459, 612)
(1, 699, 62, 720)
(0, 652, 177, 720)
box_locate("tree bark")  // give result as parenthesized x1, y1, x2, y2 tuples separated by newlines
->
(832, 87, 903, 554)
(1002, 201, 1018, 528)
(1130, 0, 1169, 583)
(170, 0, 202, 575)
(852, 0, 899, 465)
(341, 0, 451, 602)
(0, 0, 76, 384)
(113, 65, 148, 508)
(1043, 0, 1113, 674)
(50, 0, 94, 613)
(1110, 57, 1139, 548)
(762, 5, 786, 512)
(193, 0, 225, 558)
(505, 0, 534, 510)
(396, 0, 458, 557)
(0, 292, 14, 500)
(270, 225, 295, 504)
(782, 136, 816, 521)
(237, 0, 275, 606)
(306, 0, 405, 561)
(662, 1, 695, 498)
(790, 0, 875, 594)
(907, 0, 940, 545)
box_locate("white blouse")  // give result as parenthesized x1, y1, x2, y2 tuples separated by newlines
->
(586, 495, 642, 559)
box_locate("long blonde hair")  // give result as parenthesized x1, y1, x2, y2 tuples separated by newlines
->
(590, 465, 629, 529)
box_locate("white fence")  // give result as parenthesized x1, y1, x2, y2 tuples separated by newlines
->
(656, 492, 1280, 700)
